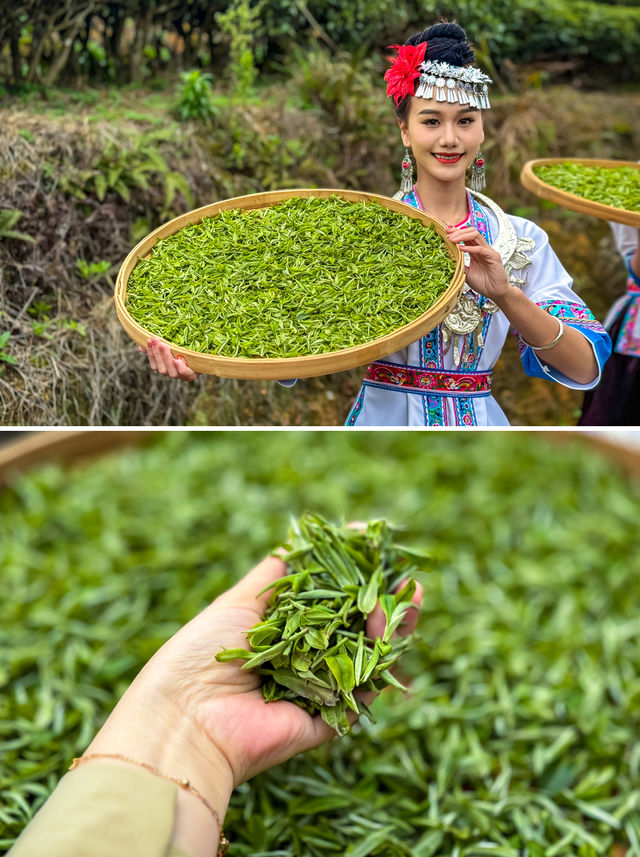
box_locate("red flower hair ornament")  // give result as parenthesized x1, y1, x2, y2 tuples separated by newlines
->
(384, 41, 427, 106)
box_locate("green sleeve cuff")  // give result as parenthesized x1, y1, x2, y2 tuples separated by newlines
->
(8, 764, 192, 857)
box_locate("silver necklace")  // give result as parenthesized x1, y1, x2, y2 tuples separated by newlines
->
(441, 189, 535, 366)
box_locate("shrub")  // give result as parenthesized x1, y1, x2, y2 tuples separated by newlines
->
(175, 70, 219, 125)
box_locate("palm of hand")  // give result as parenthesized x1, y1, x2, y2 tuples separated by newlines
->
(142, 556, 418, 788)
(151, 599, 334, 786)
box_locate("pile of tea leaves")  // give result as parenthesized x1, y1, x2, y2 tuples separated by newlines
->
(533, 162, 640, 212)
(125, 195, 456, 358)
(2, 432, 640, 857)
(216, 514, 426, 736)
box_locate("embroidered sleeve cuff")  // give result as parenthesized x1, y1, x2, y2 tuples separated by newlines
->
(518, 300, 611, 390)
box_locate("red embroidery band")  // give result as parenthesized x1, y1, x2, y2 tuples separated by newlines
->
(364, 361, 492, 396)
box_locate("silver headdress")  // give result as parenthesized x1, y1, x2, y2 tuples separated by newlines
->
(414, 61, 493, 109)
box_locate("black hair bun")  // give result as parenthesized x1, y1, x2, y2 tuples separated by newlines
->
(406, 21, 475, 67)
(424, 22, 466, 42)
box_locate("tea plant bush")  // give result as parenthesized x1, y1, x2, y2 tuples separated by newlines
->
(1, 432, 640, 855)
(175, 70, 219, 125)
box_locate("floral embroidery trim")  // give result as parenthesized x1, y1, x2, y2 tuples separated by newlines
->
(615, 289, 640, 357)
(345, 387, 366, 426)
(364, 360, 492, 397)
(404, 188, 496, 368)
(424, 394, 446, 426)
(454, 397, 477, 427)
(516, 300, 607, 356)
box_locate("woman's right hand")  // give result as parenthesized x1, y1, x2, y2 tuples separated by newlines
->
(138, 337, 199, 382)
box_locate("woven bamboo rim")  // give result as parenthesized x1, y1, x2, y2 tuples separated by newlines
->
(521, 158, 640, 228)
(114, 188, 465, 379)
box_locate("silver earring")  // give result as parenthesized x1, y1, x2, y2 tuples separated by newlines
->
(470, 151, 486, 192)
(393, 147, 414, 199)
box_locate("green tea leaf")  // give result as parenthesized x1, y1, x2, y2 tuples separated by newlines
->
(324, 654, 356, 694)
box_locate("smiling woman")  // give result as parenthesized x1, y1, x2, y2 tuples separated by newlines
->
(337, 20, 612, 426)
(142, 21, 613, 428)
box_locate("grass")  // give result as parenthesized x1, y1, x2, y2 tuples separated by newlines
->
(0, 78, 280, 126)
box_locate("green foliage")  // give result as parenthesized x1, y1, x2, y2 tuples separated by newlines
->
(176, 70, 219, 125)
(1, 433, 640, 853)
(286, 46, 396, 189)
(76, 259, 111, 278)
(29, 318, 53, 338)
(0, 331, 17, 370)
(411, 0, 640, 81)
(26, 300, 53, 318)
(1, 0, 638, 92)
(60, 131, 194, 218)
(0, 209, 35, 243)
(25, 298, 87, 339)
(57, 318, 87, 336)
(291, 45, 391, 133)
(215, 0, 264, 99)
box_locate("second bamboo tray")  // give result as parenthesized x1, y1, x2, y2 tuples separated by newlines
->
(114, 188, 465, 380)
(521, 158, 640, 228)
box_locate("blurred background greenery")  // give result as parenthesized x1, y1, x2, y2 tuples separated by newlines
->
(1, 430, 640, 855)
(1, 1, 639, 425)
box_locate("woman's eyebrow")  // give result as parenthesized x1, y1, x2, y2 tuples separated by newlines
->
(417, 107, 479, 115)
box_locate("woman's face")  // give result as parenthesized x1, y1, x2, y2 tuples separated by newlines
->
(399, 96, 485, 183)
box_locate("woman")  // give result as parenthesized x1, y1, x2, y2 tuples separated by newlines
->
(7, 554, 421, 857)
(579, 217, 640, 425)
(142, 22, 611, 427)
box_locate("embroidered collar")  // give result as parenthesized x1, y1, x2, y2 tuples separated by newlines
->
(403, 186, 472, 228)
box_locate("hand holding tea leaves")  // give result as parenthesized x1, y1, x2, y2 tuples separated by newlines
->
(81, 517, 422, 836)
(214, 515, 425, 742)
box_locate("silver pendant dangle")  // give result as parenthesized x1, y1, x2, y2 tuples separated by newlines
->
(471, 151, 486, 192)
(393, 147, 414, 199)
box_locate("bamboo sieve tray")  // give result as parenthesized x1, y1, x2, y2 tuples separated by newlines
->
(521, 158, 640, 228)
(114, 188, 465, 380)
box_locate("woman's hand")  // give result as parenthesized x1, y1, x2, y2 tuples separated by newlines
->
(83, 555, 422, 796)
(446, 224, 511, 300)
(138, 337, 199, 381)
(150, 556, 421, 786)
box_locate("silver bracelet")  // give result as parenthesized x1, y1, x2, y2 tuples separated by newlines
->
(521, 316, 564, 351)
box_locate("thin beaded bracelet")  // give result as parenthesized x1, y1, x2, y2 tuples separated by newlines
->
(69, 754, 230, 855)
(521, 315, 565, 351)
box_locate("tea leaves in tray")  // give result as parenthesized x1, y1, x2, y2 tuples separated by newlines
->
(216, 514, 427, 736)
(3, 433, 640, 856)
(125, 195, 456, 358)
(533, 162, 640, 212)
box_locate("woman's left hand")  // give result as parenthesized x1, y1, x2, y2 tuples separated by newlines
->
(446, 225, 511, 300)
(84, 555, 422, 791)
